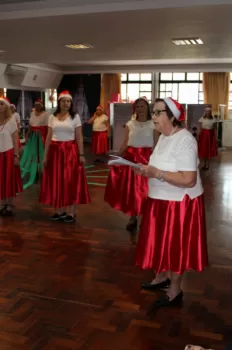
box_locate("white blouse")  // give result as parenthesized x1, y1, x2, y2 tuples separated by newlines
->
(148, 129, 203, 201)
(0, 117, 17, 152)
(48, 114, 82, 141)
(93, 114, 108, 132)
(198, 117, 216, 130)
(29, 111, 48, 127)
(12, 112, 20, 124)
(126, 120, 154, 148)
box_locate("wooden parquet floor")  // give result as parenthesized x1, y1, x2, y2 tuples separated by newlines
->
(1, 151, 232, 350)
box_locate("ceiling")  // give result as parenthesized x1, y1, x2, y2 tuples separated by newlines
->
(1, 3, 232, 72)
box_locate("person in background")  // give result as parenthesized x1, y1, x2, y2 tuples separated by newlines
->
(40, 90, 90, 223)
(20, 99, 48, 189)
(198, 106, 217, 170)
(105, 97, 158, 240)
(10, 104, 21, 150)
(87, 105, 109, 163)
(135, 97, 208, 308)
(0, 96, 22, 216)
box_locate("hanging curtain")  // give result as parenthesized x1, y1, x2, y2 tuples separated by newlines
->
(203, 72, 230, 118)
(49, 89, 55, 103)
(0, 88, 4, 97)
(100, 74, 121, 112)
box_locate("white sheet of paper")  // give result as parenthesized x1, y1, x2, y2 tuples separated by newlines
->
(108, 155, 141, 169)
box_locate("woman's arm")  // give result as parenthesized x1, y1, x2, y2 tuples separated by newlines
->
(12, 130, 19, 165)
(140, 166, 197, 188)
(43, 127, 52, 165)
(118, 127, 129, 156)
(87, 114, 96, 124)
(75, 126, 85, 164)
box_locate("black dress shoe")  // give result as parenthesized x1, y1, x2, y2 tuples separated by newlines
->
(154, 290, 183, 308)
(141, 278, 171, 291)
(126, 218, 137, 232)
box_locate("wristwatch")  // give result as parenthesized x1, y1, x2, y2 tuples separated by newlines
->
(159, 170, 165, 182)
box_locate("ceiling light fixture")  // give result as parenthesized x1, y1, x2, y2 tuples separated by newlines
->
(65, 44, 93, 49)
(172, 38, 204, 46)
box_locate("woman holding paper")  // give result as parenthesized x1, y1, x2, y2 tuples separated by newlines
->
(105, 97, 157, 233)
(135, 97, 208, 308)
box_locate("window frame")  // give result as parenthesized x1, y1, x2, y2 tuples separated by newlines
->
(121, 73, 153, 102)
(159, 73, 203, 104)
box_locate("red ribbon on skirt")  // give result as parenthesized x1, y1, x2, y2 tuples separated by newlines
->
(135, 194, 208, 274)
(104, 146, 153, 216)
(40, 140, 91, 208)
(198, 129, 217, 159)
(31, 126, 48, 145)
(0, 148, 23, 200)
(91, 130, 109, 155)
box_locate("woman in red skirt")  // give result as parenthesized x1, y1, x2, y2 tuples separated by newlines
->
(105, 97, 157, 233)
(135, 97, 208, 308)
(40, 90, 90, 223)
(198, 106, 217, 170)
(0, 96, 22, 216)
(88, 105, 109, 162)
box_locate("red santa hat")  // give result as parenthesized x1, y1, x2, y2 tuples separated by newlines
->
(96, 105, 104, 111)
(58, 90, 72, 100)
(0, 96, 10, 106)
(164, 97, 185, 121)
(35, 98, 43, 106)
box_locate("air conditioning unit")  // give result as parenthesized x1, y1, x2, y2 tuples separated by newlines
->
(5, 64, 28, 76)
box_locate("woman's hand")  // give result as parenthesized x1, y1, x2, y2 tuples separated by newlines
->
(43, 157, 47, 167)
(139, 165, 159, 178)
(14, 157, 19, 166)
(79, 156, 86, 165)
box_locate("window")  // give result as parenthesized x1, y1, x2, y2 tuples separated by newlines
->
(229, 73, 232, 109)
(45, 89, 58, 109)
(121, 73, 152, 102)
(159, 72, 203, 104)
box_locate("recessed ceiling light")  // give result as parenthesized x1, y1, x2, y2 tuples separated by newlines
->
(172, 38, 204, 46)
(65, 44, 93, 49)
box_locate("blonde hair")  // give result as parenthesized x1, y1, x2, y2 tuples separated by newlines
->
(0, 103, 12, 123)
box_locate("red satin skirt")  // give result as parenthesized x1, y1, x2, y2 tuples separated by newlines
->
(31, 126, 48, 145)
(91, 130, 109, 154)
(104, 146, 152, 216)
(40, 140, 91, 208)
(135, 194, 208, 274)
(198, 129, 217, 159)
(0, 148, 23, 200)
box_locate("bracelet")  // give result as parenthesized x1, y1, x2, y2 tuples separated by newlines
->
(159, 170, 165, 182)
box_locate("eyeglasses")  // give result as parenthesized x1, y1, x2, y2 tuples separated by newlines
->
(153, 109, 167, 116)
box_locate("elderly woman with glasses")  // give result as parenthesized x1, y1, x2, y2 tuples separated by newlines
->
(135, 97, 208, 308)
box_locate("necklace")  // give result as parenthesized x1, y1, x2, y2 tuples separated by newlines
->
(169, 126, 178, 137)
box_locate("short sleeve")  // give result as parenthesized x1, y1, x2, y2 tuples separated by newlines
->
(198, 117, 203, 123)
(73, 114, 82, 128)
(15, 113, 20, 123)
(174, 136, 198, 171)
(126, 120, 132, 129)
(9, 118, 17, 134)
(48, 115, 54, 128)
(104, 114, 108, 122)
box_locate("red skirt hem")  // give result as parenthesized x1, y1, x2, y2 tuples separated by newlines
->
(198, 129, 217, 159)
(91, 130, 109, 155)
(0, 148, 23, 200)
(135, 194, 208, 274)
(104, 146, 152, 216)
(40, 140, 91, 208)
